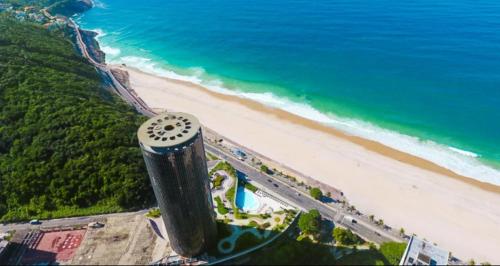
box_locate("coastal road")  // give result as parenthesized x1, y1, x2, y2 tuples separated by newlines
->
(205, 143, 400, 244)
(68, 18, 156, 118)
(0, 210, 148, 232)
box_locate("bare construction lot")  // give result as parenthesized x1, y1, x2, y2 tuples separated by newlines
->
(67, 213, 172, 265)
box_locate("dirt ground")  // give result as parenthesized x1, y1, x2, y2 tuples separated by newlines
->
(66, 213, 171, 265)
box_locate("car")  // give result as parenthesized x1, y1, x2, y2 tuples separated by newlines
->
(29, 219, 41, 225)
(267, 179, 272, 182)
(273, 184, 279, 188)
(88, 222, 105, 228)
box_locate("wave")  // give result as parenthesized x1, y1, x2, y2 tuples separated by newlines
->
(91, 0, 107, 9)
(112, 54, 500, 186)
(90, 28, 106, 40)
(101, 46, 121, 57)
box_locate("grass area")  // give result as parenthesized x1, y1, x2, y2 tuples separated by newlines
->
(212, 173, 226, 189)
(248, 220, 259, 228)
(336, 242, 407, 265)
(243, 181, 259, 192)
(248, 234, 337, 265)
(209, 161, 237, 177)
(214, 196, 229, 215)
(145, 208, 161, 218)
(206, 152, 219, 161)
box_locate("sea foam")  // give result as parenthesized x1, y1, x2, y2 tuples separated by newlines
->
(110, 54, 500, 186)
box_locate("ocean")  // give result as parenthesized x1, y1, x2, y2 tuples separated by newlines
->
(77, 0, 500, 184)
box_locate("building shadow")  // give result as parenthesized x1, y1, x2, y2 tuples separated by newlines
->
(1, 241, 59, 265)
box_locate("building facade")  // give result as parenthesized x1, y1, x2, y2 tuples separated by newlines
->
(138, 112, 217, 257)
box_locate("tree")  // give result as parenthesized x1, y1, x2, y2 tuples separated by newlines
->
(369, 215, 375, 222)
(333, 227, 364, 246)
(298, 209, 321, 235)
(467, 259, 475, 266)
(260, 165, 269, 174)
(399, 227, 405, 236)
(0, 17, 153, 222)
(309, 187, 323, 201)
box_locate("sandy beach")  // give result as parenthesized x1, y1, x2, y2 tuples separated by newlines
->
(119, 65, 500, 262)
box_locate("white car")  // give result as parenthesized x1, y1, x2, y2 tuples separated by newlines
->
(29, 219, 41, 225)
(88, 222, 105, 228)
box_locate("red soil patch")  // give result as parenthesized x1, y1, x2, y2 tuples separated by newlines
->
(21, 229, 86, 264)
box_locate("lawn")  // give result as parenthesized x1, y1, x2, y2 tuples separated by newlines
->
(336, 242, 407, 265)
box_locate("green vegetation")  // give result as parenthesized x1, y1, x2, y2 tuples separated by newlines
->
(259, 213, 271, 219)
(0, 17, 152, 222)
(214, 196, 229, 215)
(260, 222, 271, 229)
(216, 221, 233, 240)
(243, 181, 258, 192)
(333, 227, 364, 246)
(248, 220, 259, 228)
(206, 152, 218, 161)
(211, 173, 225, 189)
(213, 161, 247, 219)
(209, 161, 237, 177)
(337, 242, 407, 265)
(146, 208, 161, 218)
(259, 164, 273, 174)
(298, 209, 321, 236)
(309, 187, 323, 200)
(234, 232, 263, 253)
(3, 0, 91, 16)
(248, 235, 336, 265)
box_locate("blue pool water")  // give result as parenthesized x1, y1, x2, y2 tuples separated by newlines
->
(235, 186, 260, 212)
(78, 0, 500, 184)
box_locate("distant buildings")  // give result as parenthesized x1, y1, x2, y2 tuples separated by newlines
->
(138, 112, 217, 257)
(399, 236, 449, 266)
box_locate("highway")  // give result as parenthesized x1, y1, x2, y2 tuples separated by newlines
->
(68, 19, 156, 117)
(205, 143, 401, 244)
(0, 210, 148, 232)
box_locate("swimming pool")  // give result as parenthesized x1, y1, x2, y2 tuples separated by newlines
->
(235, 185, 260, 211)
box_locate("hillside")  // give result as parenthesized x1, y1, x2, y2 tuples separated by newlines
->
(0, 16, 153, 222)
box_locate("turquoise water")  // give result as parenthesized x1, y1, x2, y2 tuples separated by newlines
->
(235, 186, 260, 212)
(78, 0, 500, 184)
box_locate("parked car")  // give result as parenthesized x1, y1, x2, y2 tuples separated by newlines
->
(29, 219, 41, 225)
(88, 222, 105, 228)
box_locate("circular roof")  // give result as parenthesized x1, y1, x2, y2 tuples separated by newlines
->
(138, 112, 201, 148)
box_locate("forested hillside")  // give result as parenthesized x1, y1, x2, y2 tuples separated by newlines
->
(0, 16, 153, 222)
(3, 0, 92, 16)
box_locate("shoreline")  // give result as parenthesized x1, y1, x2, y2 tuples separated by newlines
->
(122, 65, 500, 194)
(116, 64, 500, 262)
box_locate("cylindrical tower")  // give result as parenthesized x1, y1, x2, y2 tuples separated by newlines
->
(137, 112, 217, 257)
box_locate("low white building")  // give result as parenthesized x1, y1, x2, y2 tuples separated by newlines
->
(399, 236, 449, 266)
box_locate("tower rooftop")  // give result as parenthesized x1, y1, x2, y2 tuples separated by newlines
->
(138, 112, 201, 148)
